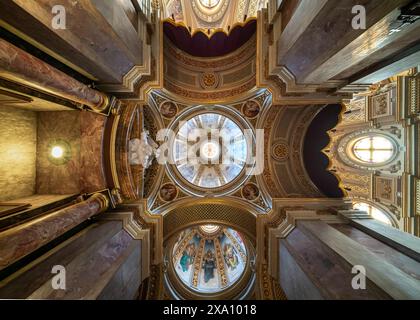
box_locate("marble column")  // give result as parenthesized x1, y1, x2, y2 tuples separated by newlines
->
(0, 192, 109, 271)
(271, 209, 420, 300)
(0, 38, 109, 112)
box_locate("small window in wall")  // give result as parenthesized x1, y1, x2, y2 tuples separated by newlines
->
(352, 136, 394, 164)
(353, 202, 393, 226)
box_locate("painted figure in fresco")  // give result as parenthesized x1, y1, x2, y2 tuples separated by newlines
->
(242, 100, 260, 118)
(223, 243, 239, 270)
(202, 249, 216, 283)
(180, 243, 196, 272)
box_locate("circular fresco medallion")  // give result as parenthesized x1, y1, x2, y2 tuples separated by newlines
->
(242, 101, 260, 118)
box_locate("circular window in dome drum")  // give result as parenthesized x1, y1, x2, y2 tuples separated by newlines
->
(352, 136, 395, 164)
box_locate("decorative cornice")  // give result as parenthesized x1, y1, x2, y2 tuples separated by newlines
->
(338, 210, 373, 220)
(258, 198, 351, 279)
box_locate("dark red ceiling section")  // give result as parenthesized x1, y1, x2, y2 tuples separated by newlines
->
(163, 19, 257, 57)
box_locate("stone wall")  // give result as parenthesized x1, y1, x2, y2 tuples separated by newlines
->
(0, 106, 37, 201)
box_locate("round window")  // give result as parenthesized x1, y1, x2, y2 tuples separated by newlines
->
(352, 136, 395, 164)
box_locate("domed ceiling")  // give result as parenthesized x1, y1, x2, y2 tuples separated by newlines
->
(171, 225, 248, 294)
(172, 113, 247, 188)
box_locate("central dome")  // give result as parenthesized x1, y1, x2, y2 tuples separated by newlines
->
(172, 113, 248, 189)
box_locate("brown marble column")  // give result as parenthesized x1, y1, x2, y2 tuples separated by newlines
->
(0, 192, 109, 271)
(272, 210, 420, 299)
(0, 38, 109, 112)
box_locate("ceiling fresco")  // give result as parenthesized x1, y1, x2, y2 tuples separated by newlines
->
(171, 225, 248, 294)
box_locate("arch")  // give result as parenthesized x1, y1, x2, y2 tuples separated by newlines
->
(162, 198, 259, 242)
(350, 135, 396, 165)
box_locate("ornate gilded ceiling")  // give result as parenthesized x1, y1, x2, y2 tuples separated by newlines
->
(162, 0, 267, 35)
(168, 225, 251, 298)
(1, 0, 419, 303)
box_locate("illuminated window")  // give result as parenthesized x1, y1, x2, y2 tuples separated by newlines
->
(199, 0, 221, 9)
(352, 136, 394, 164)
(353, 202, 393, 226)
